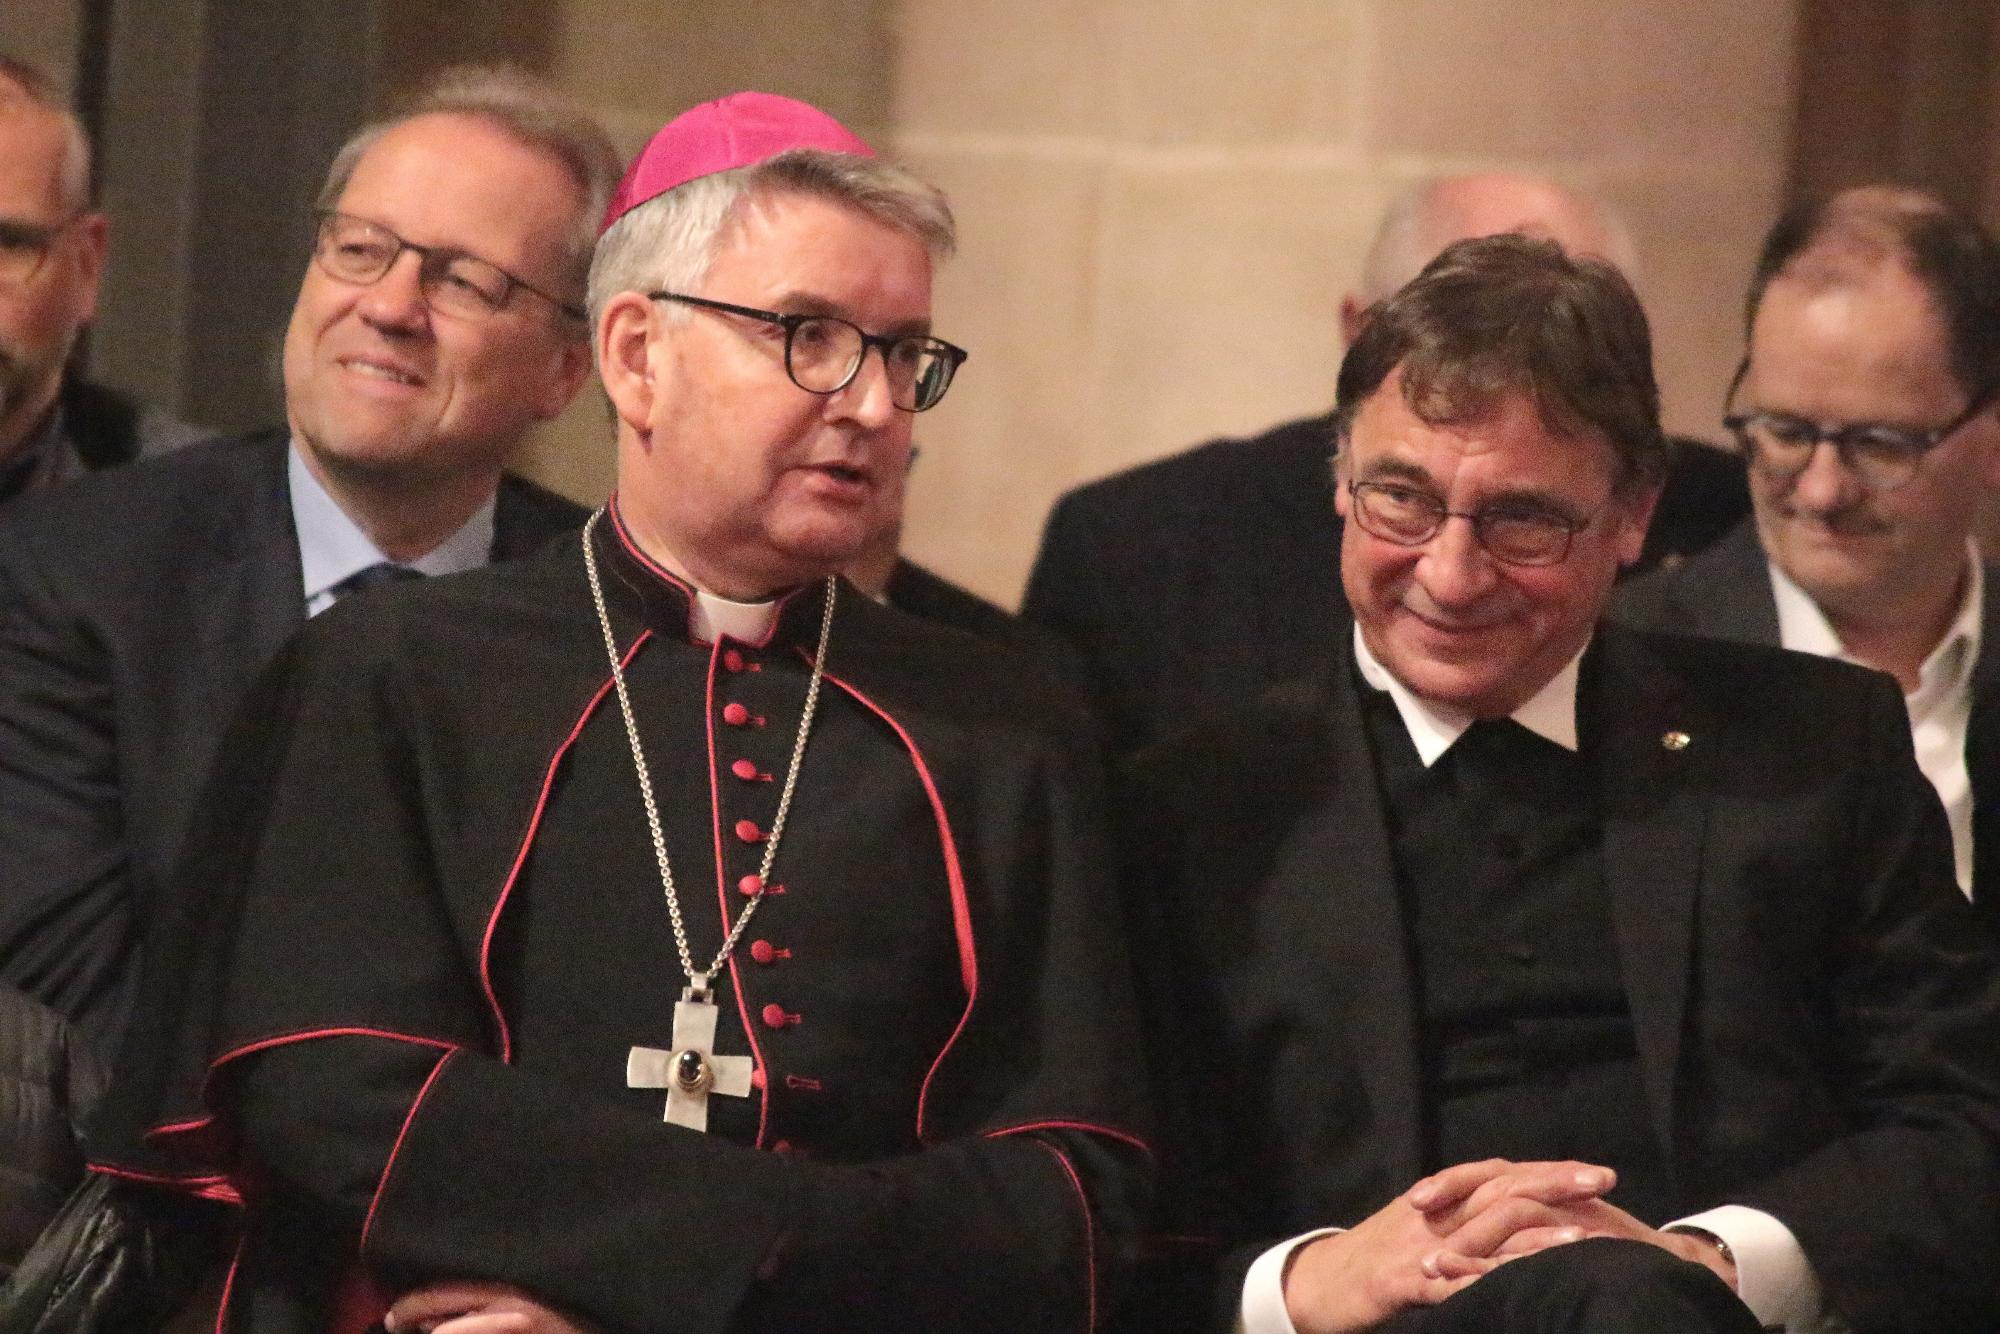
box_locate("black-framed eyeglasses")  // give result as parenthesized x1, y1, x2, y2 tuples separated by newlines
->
(1721, 355, 1997, 492)
(649, 291, 968, 413)
(1347, 480, 1593, 567)
(0, 213, 84, 287)
(312, 212, 585, 322)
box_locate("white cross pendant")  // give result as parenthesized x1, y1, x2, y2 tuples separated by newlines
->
(627, 987, 755, 1132)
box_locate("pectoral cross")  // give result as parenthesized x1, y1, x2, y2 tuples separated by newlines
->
(628, 988, 755, 1132)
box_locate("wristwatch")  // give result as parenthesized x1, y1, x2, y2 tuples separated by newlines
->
(1665, 1223, 1735, 1269)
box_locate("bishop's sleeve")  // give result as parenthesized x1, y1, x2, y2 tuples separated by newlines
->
(233, 1041, 1137, 1333)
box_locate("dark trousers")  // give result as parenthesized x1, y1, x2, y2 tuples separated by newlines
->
(1381, 1238, 1766, 1334)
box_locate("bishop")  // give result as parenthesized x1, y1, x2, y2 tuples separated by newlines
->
(90, 90, 1151, 1334)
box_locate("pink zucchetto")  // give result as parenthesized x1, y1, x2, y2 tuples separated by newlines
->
(600, 91, 876, 234)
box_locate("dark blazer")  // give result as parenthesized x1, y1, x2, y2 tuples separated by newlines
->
(52, 378, 207, 479)
(1615, 518, 2000, 919)
(888, 558, 1024, 645)
(1120, 622, 2000, 1334)
(0, 429, 585, 1051)
(1021, 415, 1749, 754)
(1, 379, 205, 506)
(888, 556, 1091, 697)
(1022, 415, 1344, 754)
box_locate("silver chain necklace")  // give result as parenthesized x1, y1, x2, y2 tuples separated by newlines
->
(580, 508, 837, 1130)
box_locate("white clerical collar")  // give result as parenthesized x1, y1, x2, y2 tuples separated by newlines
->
(689, 589, 780, 644)
(289, 441, 494, 612)
(1768, 543, 1983, 706)
(1351, 622, 1583, 767)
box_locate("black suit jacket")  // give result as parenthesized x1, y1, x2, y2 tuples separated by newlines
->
(0, 429, 585, 1051)
(1120, 623, 2000, 1334)
(888, 556, 1092, 696)
(1615, 518, 2000, 918)
(1021, 415, 1749, 754)
(1022, 416, 1345, 754)
(1, 379, 205, 506)
(53, 378, 207, 478)
(889, 557, 1035, 645)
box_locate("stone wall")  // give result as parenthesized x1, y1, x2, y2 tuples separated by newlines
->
(885, 0, 1800, 604)
(0, 0, 77, 92)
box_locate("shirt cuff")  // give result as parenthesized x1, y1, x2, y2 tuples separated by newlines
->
(1669, 1204, 1822, 1332)
(1239, 1228, 1341, 1334)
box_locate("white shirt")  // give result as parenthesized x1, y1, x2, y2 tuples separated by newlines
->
(1352, 624, 1580, 763)
(289, 443, 494, 617)
(1237, 628, 1822, 1334)
(688, 589, 780, 644)
(1769, 551, 1982, 898)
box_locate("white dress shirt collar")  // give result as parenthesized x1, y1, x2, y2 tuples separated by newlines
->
(1767, 545, 1983, 705)
(1351, 622, 1583, 767)
(1769, 546, 1982, 895)
(689, 590, 781, 644)
(289, 442, 495, 614)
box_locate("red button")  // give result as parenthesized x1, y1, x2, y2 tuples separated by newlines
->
(771, 1138, 794, 1154)
(723, 649, 746, 673)
(731, 759, 760, 781)
(738, 873, 763, 896)
(735, 819, 762, 843)
(760, 1003, 793, 1029)
(722, 702, 751, 725)
(750, 939, 776, 964)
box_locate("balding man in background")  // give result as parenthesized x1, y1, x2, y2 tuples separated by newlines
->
(0, 53, 201, 505)
(1023, 172, 1747, 753)
(0, 66, 612, 1058)
(1619, 187, 2000, 920)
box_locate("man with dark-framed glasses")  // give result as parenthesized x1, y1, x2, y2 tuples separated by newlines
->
(0, 66, 613, 1062)
(1619, 187, 2000, 911)
(1120, 233, 2000, 1334)
(91, 91, 1147, 1334)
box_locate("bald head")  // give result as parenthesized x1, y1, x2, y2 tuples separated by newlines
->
(1345, 173, 1638, 342)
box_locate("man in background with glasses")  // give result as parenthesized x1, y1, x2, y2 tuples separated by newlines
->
(0, 53, 202, 505)
(1618, 188, 2000, 915)
(1120, 234, 2000, 1334)
(91, 92, 1147, 1334)
(0, 67, 611, 1062)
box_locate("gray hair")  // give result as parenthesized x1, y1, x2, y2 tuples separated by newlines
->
(316, 65, 619, 296)
(587, 148, 956, 333)
(1335, 234, 1668, 495)
(1360, 173, 1640, 306)
(0, 52, 93, 213)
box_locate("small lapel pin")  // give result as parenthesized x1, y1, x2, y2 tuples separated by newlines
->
(1661, 730, 1691, 752)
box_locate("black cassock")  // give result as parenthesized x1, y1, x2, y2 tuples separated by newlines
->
(92, 506, 1152, 1334)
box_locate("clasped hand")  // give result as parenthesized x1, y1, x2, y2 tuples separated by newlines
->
(1281, 1158, 1737, 1334)
(384, 1281, 596, 1334)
